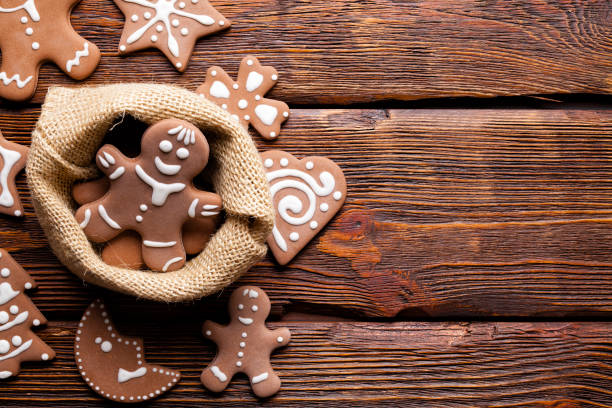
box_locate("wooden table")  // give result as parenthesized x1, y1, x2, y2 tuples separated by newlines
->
(2, 0, 612, 406)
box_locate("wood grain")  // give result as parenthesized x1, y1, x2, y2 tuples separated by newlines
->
(2, 108, 612, 319)
(1, 320, 611, 407)
(2, 0, 612, 104)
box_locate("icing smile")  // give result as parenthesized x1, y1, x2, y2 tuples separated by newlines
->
(238, 317, 253, 325)
(155, 156, 181, 175)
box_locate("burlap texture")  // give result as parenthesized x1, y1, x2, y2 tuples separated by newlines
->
(27, 84, 274, 302)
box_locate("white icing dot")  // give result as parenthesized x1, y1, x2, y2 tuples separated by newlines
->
(107, 326, 113, 331)
(272, 74, 278, 81)
(95, 337, 102, 344)
(0, 340, 8, 354)
(205, 330, 211, 336)
(238, 99, 248, 109)
(24, 282, 32, 289)
(144, 11, 151, 19)
(33, 319, 40, 326)
(181, 27, 189, 36)
(218, 20, 225, 26)
(136, 215, 143, 223)
(179, 1, 186, 8)
(277, 336, 284, 343)
(238, 304, 244, 310)
(241, 332, 247, 338)
(104, 319, 109, 324)
(255, 95, 261, 101)
(232, 83, 239, 90)
(31, 42, 39, 50)
(9, 305, 18, 314)
(283, 111, 289, 118)
(140, 204, 148, 211)
(192, 0, 198, 3)
(247, 59, 253, 66)
(252, 305, 258, 312)
(14, 211, 21, 217)
(136, 353, 141, 358)
(238, 351, 244, 357)
(0, 312, 8, 324)
(333, 191, 343, 200)
(211, 70, 217, 76)
(243, 115, 250, 121)
(101, 341, 112, 353)
(11, 336, 22, 347)
(290, 232, 300, 242)
(176, 62, 183, 69)
(240, 342, 246, 348)
(264, 159, 273, 168)
(172, 19, 179, 27)
(305, 161, 314, 170)
(159, 140, 172, 152)
(25, 27, 33, 36)
(156, 24, 163, 32)
(280, 158, 289, 167)
(310, 220, 319, 229)
(151, 35, 158, 42)
(221, 104, 228, 110)
(120, 45, 126, 51)
(270, 132, 276, 138)
(20, 17, 27, 24)
(136, 346, 141, 351)
(236, 361, 242, 367)
(0, 268, 9, 277)
(153, 368, 157, 372)
(320, 203, 329, 212)
(131, 14, 139, 22)
(176, 148, 189, 159)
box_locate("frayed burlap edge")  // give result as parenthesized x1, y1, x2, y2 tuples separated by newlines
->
(27, 84, 274, 302)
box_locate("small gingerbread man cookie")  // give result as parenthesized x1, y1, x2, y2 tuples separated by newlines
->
(201, 286, 290, 398)
(75, 119, 222, 272)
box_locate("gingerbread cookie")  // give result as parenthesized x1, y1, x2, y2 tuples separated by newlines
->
(114, 0, 230, 72)
(196, 56, 290, 140)
(74, 119, 222, 272)
(0, 0, 101, 101)
(0, 130, 28, 217)
(201, 286, 290, 398)
(261, 150, 347, 265)
(0, 248, 54, 379)
(75, 299, 181, 402)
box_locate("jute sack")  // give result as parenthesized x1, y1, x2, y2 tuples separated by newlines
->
(27, 84, 274, 302)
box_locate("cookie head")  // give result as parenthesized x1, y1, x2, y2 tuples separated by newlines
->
(140, 119, 210, 180)
(228, 286, 271, 322)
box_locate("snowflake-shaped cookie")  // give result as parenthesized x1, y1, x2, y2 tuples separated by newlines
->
(0, 0, 101, 101)
(114, 0, 230, 71)
(196, 55, 290, 140)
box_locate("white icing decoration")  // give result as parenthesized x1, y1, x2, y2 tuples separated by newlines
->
(188, 198, 198, 217)
(135, 165, 185, 206)
(0, 144, 22, 208)
(109, 166, 125, 180)
(98, 155, 109, 168)
(9, 305, 17, 314)
(0, 339, 32, 361)
(310, 220, 318, 229)
(0, 311, 27, 332)
(0, 340, 8, 354)
(140, 204, 148, 211)
(95, 337, 102, 344)
(0, 282, 18, 305)
(0, 312, 7, 324)
(211, 365, 227, 382)
(277, 336, 283, 343)
(248, 289, 258, 298)
(320, 203, 329, 212)
(252, 372, 269, 384)
(236, 361, 242, 367)
(168, 125, 183, 135)
(0, 268, 8, 278)
(162, 257, 183, 272)
(289, 232, 299, 242)
(266, 168, 336, 252)
(280, 158, 289, 167)
(103, 152, 115, 165)
(11, 336, 22, 347)
(31, 42, 39, 50)
(101, 341, 112, 352)
(124, 0, 214, 58)
(232, 84, 239, 90)
(25, 27, 33, 35)
(238, 316, 253, 325)
(118, 367, 147, 383)
(159, 140, 172, 152)
(239, 342, 245, 348)
(0, 371, 11, 379)
(255, 105, 278, 126)
(334, 191, 342, 200)
(203, 204, 218, 210)
(41, 353, 48, 360)
(251, 305, 258, 312)
(238, 99, 248, 109)
(246, 71, 263, 92)
(155, 156, 181, 175)
(241, 332, 247, 338)
(264, 159, 273, 168)
(65, 42, 90, 73)
(0, 0, 40, 21)
(80, 209, 91, 228)
(210, 81, 230, 98)
(176, 148, 189, 159)
(143, 240, 177, 248)
(306, 161, 314, 170)
(200, 210, 219, 217)
(98, 205, 121, 230)
(238, 304, 244, 310)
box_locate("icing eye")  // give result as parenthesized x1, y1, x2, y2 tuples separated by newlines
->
(176, 147, 189, 159)
(238, 304, 244, 310)
(251, 305, 258, 312)
(159, 140, 172, 153)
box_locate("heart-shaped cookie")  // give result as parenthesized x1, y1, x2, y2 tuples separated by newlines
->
(261, 150, 346, 265)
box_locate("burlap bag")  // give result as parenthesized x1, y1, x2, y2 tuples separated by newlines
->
(27, 84, 274, 302)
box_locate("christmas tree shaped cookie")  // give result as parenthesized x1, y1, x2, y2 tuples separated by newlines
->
(0, 249, 54, 379)
(0, 129, 28, 217)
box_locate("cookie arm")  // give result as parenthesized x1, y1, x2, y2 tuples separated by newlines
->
(0, 45, 39, 102)
(95, 145, 131, 178)
(185, 189, 223, 220)
(202, 321, 228, 344)
(268, 327, 291, 348)
(50, 26, 100, 80)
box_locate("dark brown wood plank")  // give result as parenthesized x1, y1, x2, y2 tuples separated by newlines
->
(4, 108, 612, 319)
(1, 320, 611, 407)
(3, 0, 612, 104)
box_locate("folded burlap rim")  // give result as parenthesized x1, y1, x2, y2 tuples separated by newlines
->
(27, 84, 274, 302)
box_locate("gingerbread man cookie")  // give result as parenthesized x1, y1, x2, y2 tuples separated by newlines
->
(114, 0, 230, 71)
(76, 299, 181, 403)
(0, 0, 101, 101)
(201, 286, 290, 398)
(75, 119, 222, 272)
(73, 177, 220, 269)
(196, 56, 290, 140)
(0, 130, 28, 217)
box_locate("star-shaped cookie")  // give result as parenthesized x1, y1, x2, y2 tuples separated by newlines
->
(0, 130, 28, 217)
(114, 0, 230, 71)
(196, 56, 290, 140)
(0, 0, 101, 101)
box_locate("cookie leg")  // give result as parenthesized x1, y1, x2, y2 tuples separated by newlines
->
(75, 203, 122, 243)
(201, 355, 236, 393)
(245, 364, 281, 398)
(140, 239, 186, 272)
